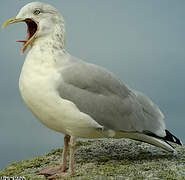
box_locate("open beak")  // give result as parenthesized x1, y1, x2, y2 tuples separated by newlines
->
(2, 17, 39, 55)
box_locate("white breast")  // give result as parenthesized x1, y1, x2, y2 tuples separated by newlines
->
(19, 48, 103, 138)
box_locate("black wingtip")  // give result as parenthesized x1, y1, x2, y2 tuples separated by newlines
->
(164, 130, 182, 145)
(144, 130, 183, 146)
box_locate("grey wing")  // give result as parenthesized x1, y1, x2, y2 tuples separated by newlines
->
(132, 90, 166, 137)
(58, 56, 166, 136)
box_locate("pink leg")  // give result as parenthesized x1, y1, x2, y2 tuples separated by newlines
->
(61, 135, 70, 171)
(69, 137, 76, 174)
(48, 137, 76, 179)
(37, 135, 70, 176)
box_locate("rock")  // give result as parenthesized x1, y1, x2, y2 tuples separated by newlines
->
(0, 139, 184, 179)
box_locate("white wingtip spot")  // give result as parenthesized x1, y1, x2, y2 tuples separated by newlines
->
(172, 137, 176, 142)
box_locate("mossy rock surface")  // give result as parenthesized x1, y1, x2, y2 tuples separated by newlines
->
(0, 139, 185, 180)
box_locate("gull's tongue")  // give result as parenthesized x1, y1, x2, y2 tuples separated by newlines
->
(16, 40, 27, 43)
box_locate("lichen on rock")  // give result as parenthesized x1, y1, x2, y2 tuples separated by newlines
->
(0, 139, 184, 180)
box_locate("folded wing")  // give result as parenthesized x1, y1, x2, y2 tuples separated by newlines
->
(58, 56, 166, 137)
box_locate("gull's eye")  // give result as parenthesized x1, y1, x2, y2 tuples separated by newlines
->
(33, 9, 41, 15)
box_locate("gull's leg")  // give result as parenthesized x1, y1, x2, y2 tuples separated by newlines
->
(61, 135, 71, 171)
(37, 135, 70, 176)
(48, 137, 76, 179)
(69, 137, 76, 175)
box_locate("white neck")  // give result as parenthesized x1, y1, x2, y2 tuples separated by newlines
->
(31, 18, 66, 55)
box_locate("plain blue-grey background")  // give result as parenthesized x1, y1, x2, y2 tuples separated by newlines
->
(1, 0, 185, 170)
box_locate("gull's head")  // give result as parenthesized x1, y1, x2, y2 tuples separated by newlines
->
(2, 2, 65, 54)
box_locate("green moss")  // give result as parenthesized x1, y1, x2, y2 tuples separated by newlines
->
(83, 147, 92, 153)
(135, 142, 142, 145)
(45, 148, 63, 156)
(158, 169, 180, 179)
(0, 156, 50, 177)
(75, 140, 93, 147)
(97, 156, 110, 163)
(91, 163, 122, 176)
(119, 160, 133, 165)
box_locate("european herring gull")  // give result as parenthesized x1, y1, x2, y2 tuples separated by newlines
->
(2, 2, 182, 179)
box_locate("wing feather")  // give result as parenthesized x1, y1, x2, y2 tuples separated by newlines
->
(58, 56, 165, 136)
